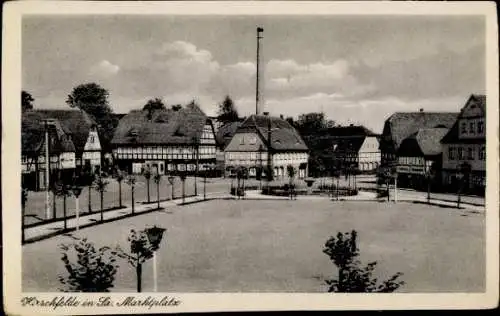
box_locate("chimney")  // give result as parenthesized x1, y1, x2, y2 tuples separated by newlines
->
(280, 114, 284, 119)
(263, 112, 269, 116)
(256, 27, 264, 115)
(419, 108, 424, 112)
(350, 123, 354, 127)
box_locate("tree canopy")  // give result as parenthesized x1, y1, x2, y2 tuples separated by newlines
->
(66, 83, 118, 152)
(22, 90, 34, 112)
(217, 96, 239, 124)
(171, 104, 182, 111)
(143, 98, 166, 112)
(296, 112, 327, 135)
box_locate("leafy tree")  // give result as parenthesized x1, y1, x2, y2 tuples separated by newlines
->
(323, 230, 404, 292)
(142, 166, 152, 203)
(287, 165, 297, 200)
(153, 173, 162, 209)
(113, 168, 126, 208)
(66, 83, 118, 152)
(143, 97, 166, 112)
(22, 90, 34, 112)
(115, 228, 167, 292)
(93, 175, 109, 222)
(296, 112, 327, 135)
(58, 237, 119, 292)
(54, 180, 72, 231)
(126, 175, 137, 214)
(217, 95, 239, 124)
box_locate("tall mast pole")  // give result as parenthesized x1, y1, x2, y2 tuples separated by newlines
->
(45, 120, 51, 219)
(256, 27, 264, 115)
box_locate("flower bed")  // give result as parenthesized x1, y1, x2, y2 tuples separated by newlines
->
(262, 185, 358, 197)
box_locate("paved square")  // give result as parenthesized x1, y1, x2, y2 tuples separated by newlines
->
(22, 199, 485, 292)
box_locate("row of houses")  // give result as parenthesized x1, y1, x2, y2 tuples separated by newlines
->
(380, 94, 486, 194)
(21, 94, 486, 194)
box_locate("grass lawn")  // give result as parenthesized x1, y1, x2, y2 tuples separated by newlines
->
(22, 199, 485, 293)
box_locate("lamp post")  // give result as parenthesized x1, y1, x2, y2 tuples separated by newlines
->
(145, 226, 166, 292)
(167, 176, 175, 200)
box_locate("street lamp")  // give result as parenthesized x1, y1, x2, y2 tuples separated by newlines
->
(71, 185, 83, 232)
(167, 175, 175, 200)
(145, 226, 166, 292)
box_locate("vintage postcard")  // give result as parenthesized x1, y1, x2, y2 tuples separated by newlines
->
(2, 1, 499, 314)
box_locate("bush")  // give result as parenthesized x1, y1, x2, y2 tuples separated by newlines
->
(58, 237, 119, 292)
(323, 230, 404, 292)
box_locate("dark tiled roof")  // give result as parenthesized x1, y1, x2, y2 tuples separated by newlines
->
(22, 111, 76, 155)
(382, 112, 458, 152)
(237, 115, 308, 151)
(29, 109, 97, 152)
(398, 128, 449, 157)
(216, 121, 242, 149)
(111, 104, 209, 146)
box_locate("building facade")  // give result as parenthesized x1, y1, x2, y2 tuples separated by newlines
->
(440, 94, 486, 194)
(379, 110, 458, 168)
(111, 104, 217, 175)
(396, 127, 449, 190)
(224, 114, 309, 179)
(22, 109, 101, 191)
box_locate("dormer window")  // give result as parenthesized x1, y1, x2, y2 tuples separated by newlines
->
(90, 135, 95, 143)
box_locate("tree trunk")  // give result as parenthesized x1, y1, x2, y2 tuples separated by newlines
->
(136, 263, 142, 293)
(63, 194, 67, 230)
(157, 182, 160, 209)
(88, 185, 92, 213)
(52, 191, 57, 219)
(119, 181, 122, 208)
(427, 178, 431, 204)
(336, 177, 339, 201)
(131, 186, 135, 214)
(171, 182, 174, 200)
(182, 179, 185, 204)
(100, 191, 104, 221)
(147, 180, 150, 203)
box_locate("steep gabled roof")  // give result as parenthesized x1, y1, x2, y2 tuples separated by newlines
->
(28, 109, 97, 152)
(383, 111, 458, 151)
(111, 104, 209, 146)
(236, 115, 308, 151)
(398, 127, 449, 157)
(22, 111, 76, 155)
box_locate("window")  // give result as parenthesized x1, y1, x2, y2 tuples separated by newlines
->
(478, 121, 484, 134)
(469, 122, 475, 134)
(467, 147, 474, 160)
(479, 146, 486, 160)
(457, 147, 463, 160)
(461, 122, 467, 134)
(240, 136, 245, 145)
(249, 136, 256, 145)
(89, 135, 95, 143)
(448, 147, 455, 160)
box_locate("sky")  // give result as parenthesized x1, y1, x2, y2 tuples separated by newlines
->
(22, 15, 486, 132)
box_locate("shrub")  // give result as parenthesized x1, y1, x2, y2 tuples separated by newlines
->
(58, 237, 119, 292)
(323, 230, 404, 292)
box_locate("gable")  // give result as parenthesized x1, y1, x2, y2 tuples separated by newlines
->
(359, 136, 379, 153)
(461, 95, 486, 118)
(83, 128, 101, 151)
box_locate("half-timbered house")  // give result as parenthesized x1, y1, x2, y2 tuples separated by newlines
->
(111, 103, 217, 175)
(224, 113, 309, 179)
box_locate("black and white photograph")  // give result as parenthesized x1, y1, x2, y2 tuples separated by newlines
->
(3, 1, 499, 314)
